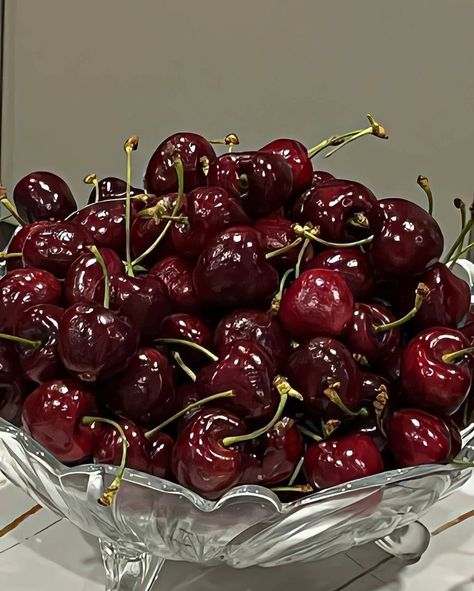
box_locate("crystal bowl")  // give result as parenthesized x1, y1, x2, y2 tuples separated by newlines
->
(1, 419, 473, 590)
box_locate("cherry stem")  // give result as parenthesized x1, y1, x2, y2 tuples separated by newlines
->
(0, 504, 42, 539)
(88, 246, 110, 309)
(0, 332, 41, 348)
(443, 218, 474, 263)
(442, 346, 474, 364)
(432, 509, 474, 536)
(83, 173, 100, 204)
(81, 416, 128, 507)
(269, 268, 294, 315)
(322, 419, 341, 438)
(454, 198, 467, 252)
(145, 390, 235, 439)
(297, 425, 323, 442)
(265, 237, 303, 260)
(373, 282, 429, 333)
(295, 238, 311, 278)
(323, 382, 368, 417)
(222, 376, 303, 447)
(0, 197, 25, 226)
(131, 156, 184, 267)
(288, 456, 304, 486)
(347, 212, 369, 229)
(0, 251, 22, 259)
(270, 484, 313, 494)
(448, 241, 474, 264)
(160, 215, 189, 223)
(373, 385, 388, 436)
(0, 214, 13, 222)
(171, 350, 197, 382)
(417, 175, 434, 216)
(209, 133, 240, 152)
(293, 223, 374, 248)
(123, 135, 139, 276)
(154, 338, 218, 362)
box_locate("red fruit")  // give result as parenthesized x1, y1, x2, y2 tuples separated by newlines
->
(148, 431, 174, 478)
(150, 255, 200, 313)
(87, 177, 142, 204)
(5, 221, 50, 272)
(159, 313, 212, 367)
(259, 139, 313, 195)
(0, 342, 26, 425)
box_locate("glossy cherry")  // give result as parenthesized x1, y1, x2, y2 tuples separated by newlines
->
(367, 198, 444, 277)
(87, 176, 142, 205)
(22, 221, 93, 279)
(387, 408, 455, 467)
(171, 186, 250, 258)
(214, 309, 289, 370)
(145, 132, 216, 196)
(193, 227, 279, 309)
(0, 268, 62, 332)
(207, 152, 293, 217)
(278, 268, 354, 339)
(21, 378, 98, 463)
(0, 341, 26, 425)
(311, 170, 335, 188)
(172, 407, 246, 499)
(150, 255, 200, 313)
(360, 372, 390, 404)
(304, 247, 374, 300)
(400, 328, 473, 416)
(148, 431, 174, 478)
(5, 221, 50, 272)
(304, 433, 384, 490)
(13, 171, 77, 223)
(159, 313, 212, 366)
(58, 302, 139, 382)
(15, 304, 64, 383)
(100, 347, 175, 428)
(259, 139, 313, 195)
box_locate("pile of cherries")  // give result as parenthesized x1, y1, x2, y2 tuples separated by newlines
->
(0, 116, 473, 506)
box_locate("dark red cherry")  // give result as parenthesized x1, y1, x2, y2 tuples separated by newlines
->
(145, 132, 216, 196)
(360, 372, 390, 404)
(58, 302, 139, 382)
(172, 407, 246, 499)
(15, 304, 64, 384)
(304, 433, 384, 490)
(259, 139, 313, 195)
(366, 198, 444, 277)
(0, 268, 62, 332)
(100, 347, 175, 428)
(91, 418, 151, 473)
(159, 313, 212, 366)
(150, 255, 200, 313)
(311, 170, 335, 188)
(304, 248, 374, 300)
(254, 214, 314, 270)
(214, 309, 289, 370)
(174, 383, 201, 430)
(193, 227, 279, 309)
(290, 179, 377, 241)
(241, 418, 303, 485)
(400, 328, 473, 416)
(0, 341, 26, 425)
(171, 186, 250, 258)
(21, 378, 98, 463)
(87, 177, 142, 204)
(446, 418, 462, 457)
(22, 221, 93, 279)
(64, 247, 123, 305)
(5, 222, 50, 272)
(207, 151, 293, 217)
(460, 321, 474, 344)
(13, 171, 77, 223)
(278, 268, 354, 339)
(387, 408, 454, 467)
(196, 340, 277, 421)
(148, 431, 174, 478)
(285, 336, 363, 420)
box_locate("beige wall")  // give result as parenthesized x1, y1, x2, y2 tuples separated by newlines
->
(2, 0, 474, 249)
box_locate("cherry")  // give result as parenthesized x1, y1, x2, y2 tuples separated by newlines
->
(4, 222, 50, 272)
(14, 304, 64, 383)
(148, 430, 174, 478)
(360, 372, 390, 404)
(304, 433, 384, 490)
(259, 139, 313, 195)
(387, 408, 455, 467)
(241, 418, 303, 485)
(171, 407, 246, 499)
(460, 320, 474, 344)
(100, 347, 175, 428)
(174, 383, 201, 430)
(64, 247, 123, 305)
(171, 186, 250, 258)
(58, 302, 139, 382)
(400, 328, 474, 416)
(207, 152, 293, 217)
(0, 268, 62, 333)
(193, 227, 279, 309)
(278, 268, 354, 338)
(21, 378, 98, 463)
(0, 341, 26, 425)
(366, 198, 444, 277)
(159, 313, 212, 367)
(13, 171, 77, 223)
(214, 309, 289, 370)
(196, 340, 277, 421)
(285, 336, 363, 420)
(289, 179, 377, 242)
(311, 170, 335, 188)
(150, 255, 200, 313)
(304, 247, 374, 300)
(145, 132, 216, 196)
(22, 221, 93, 279)
(87, 177, 142, 205)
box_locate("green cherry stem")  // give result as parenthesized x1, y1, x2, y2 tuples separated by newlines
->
(288, 456, 305, 486)
(270, 484, 313, 494)
(88, 246, 110, 309)
(297, 424, 323, 442)
(0, 214, 13, 222)
(81, 416, 128, 507)
(321, 114, 388, 159)
(442, 347, 474, 364)
(265, 238, 303, 260)
(171, 350, 197, 382)
(0, 332, 41, 348)
(0, 197, 25, 226)
(209, 133, 240, 152)
(453, 198, 467, 259)
(154, 338, 218, 362)
(323, 382, 368, 417)
(83, 173, 100, 204)
(124, 135, 139, 276)
(417, 175, 434, 216)
(222, 376, 303, 447)
(293, 223, 374, 248)
(443, 218, 474, 263)
(144, 390, 235, 439)
(372, 283, 429, 333)
(0, 252, 22, 259)
(269, 268, 294, 315)
(449, 241, 474, 264)
(295, 238, 311, 278)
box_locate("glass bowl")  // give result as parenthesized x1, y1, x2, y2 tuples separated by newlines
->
(0, 418, 473, 591)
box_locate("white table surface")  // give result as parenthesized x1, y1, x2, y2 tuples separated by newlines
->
(1, 472, 474, 591)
